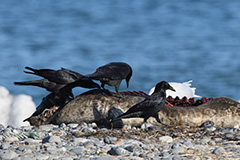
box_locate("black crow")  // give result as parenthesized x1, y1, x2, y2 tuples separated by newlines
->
(23, 66, 83, 84)
(86, 62, 132, 95)
(15, 67, 101, 120)
(113, 81, 175, 125)
(14, 67, 100, 95)
(14, 79, 66, 95)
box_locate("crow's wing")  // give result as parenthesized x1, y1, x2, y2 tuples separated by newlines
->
(117, 96, 164, 119)
(87, 62, 131, 80)
(24, 67, 81, 84)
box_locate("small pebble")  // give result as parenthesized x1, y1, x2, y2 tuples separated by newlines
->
(42, 135, 61, 143)
(104, 136, 117, 144)
(212, 147, 227, 155)
(158, 136, 173, 143)
(70, 146, 85, 155)
(108, 147, 129, 155)
(4, 136, 19, 142)
(0, 121, 239, 159)
(0, 150, 18, 159)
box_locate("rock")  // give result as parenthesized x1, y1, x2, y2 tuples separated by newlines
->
(38, 124, 58, 131)
(141, 123, 154, 131)
(70, 146, 85, 155)
(200, 137, 211, 144)
(34, 154, 49, 159)
(200, 121, 215, 128)
(158, 136, 173, 143)
(4, 136, 19, 142)
(67, 123, 79, 129)
(182, 139, 193, 146)
(0, 150, 18, 159)
(124, 145, 135, 152)
(42, 135, 61, 143)
(104, 136, 117, 144)
(24, 138, 40, 145)
(83, 141, 95, 148)
(160, 150, 170, 158)
(225, 133, 235, 140)
(94, 155, 118, 160)
(0, 142, 11, 149)
(212, 147, 226, 155)
(16, 146, 33, 154)
(72, 137, 89, 145)
(108, 147, 129, 155)
(170, 143, 185, 154)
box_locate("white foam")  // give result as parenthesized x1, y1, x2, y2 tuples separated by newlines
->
(0, 86, 36, 127)
(149, 80, 201, 98)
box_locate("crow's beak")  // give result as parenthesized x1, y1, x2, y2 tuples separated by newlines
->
(126, 79, 129, 88)
(168, 85, 176, 92)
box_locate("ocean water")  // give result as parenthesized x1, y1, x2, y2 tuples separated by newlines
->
(0, 0, 240, 106)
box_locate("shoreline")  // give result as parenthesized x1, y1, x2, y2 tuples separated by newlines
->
(1, 122, 240, 159)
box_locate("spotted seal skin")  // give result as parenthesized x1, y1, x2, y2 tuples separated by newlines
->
(48, 89, 146, 126)
(28, 89, 240, 128)
(154, 97, 240, 128)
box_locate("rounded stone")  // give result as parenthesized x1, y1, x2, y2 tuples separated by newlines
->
(104, 136, 117, 144)
(108, 147, 129, 155)
(0, 150, 18, 159)
(212, 147, 226, 155)
(42, 135, 61, 143)
(70, 146, 85, 155)
(158, 136, 173, 143)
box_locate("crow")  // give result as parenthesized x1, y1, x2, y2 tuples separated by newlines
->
(23, 66, 84, 84)
(113, 81, 175, 125)
(86, 62, 132, 95)
(15, 67, 101, 120)
(14, 67, 100, 96)
(14, 78, 67, 95)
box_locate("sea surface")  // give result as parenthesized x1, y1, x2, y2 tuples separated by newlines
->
(0, 0, 240, 105)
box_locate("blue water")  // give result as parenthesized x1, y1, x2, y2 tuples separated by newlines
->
(0, 0, 240, 105)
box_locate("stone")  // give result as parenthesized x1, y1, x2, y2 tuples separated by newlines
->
(170, 143, 185, 154)
(42, 135, 61, 143)
(34, 154, 49, 159)
(4, 136, 19, 142)
(83, 141, 95, 148)
(0, 142, 10, 149)
(108, 147, 129, 155)
(0, 150, 18, 159)
(212, 147, 226, 155)
(200, 137, 211, 144)
(94, 155, 118, 160)
(70, 146, 85, 155)
(104, 136, 117, 144)
(141, 123, 154, 131)
(225, 133, 235, 140)
(67, 123, 79, 129)
(38, 124, 58, 131)
(182, 139, 193, 146)
(200, 121, 215, 128)
(158, 136, 173, 143)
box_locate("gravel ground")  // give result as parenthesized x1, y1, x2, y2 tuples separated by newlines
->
(0, 122, 240, 160)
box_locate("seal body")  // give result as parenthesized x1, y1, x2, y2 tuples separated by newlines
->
(28, 89, 240, 128)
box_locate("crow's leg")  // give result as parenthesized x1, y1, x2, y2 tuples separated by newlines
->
(154, 114, 172, 127)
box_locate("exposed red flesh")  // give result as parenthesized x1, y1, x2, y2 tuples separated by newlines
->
(119, 91, 214, 107)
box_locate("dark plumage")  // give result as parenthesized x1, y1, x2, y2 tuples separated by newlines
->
(114, 81, 175, 124)
(86, 62, 132, 94)
(15, 66, 101, 121)
(14, 66, 100, 95)
(23, 66, 84, 84)
(14, 79, 66, 95)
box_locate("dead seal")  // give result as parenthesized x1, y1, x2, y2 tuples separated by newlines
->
(27, 89, 240, 128)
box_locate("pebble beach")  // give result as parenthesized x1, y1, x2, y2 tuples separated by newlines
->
(1, 122, 240, 160)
